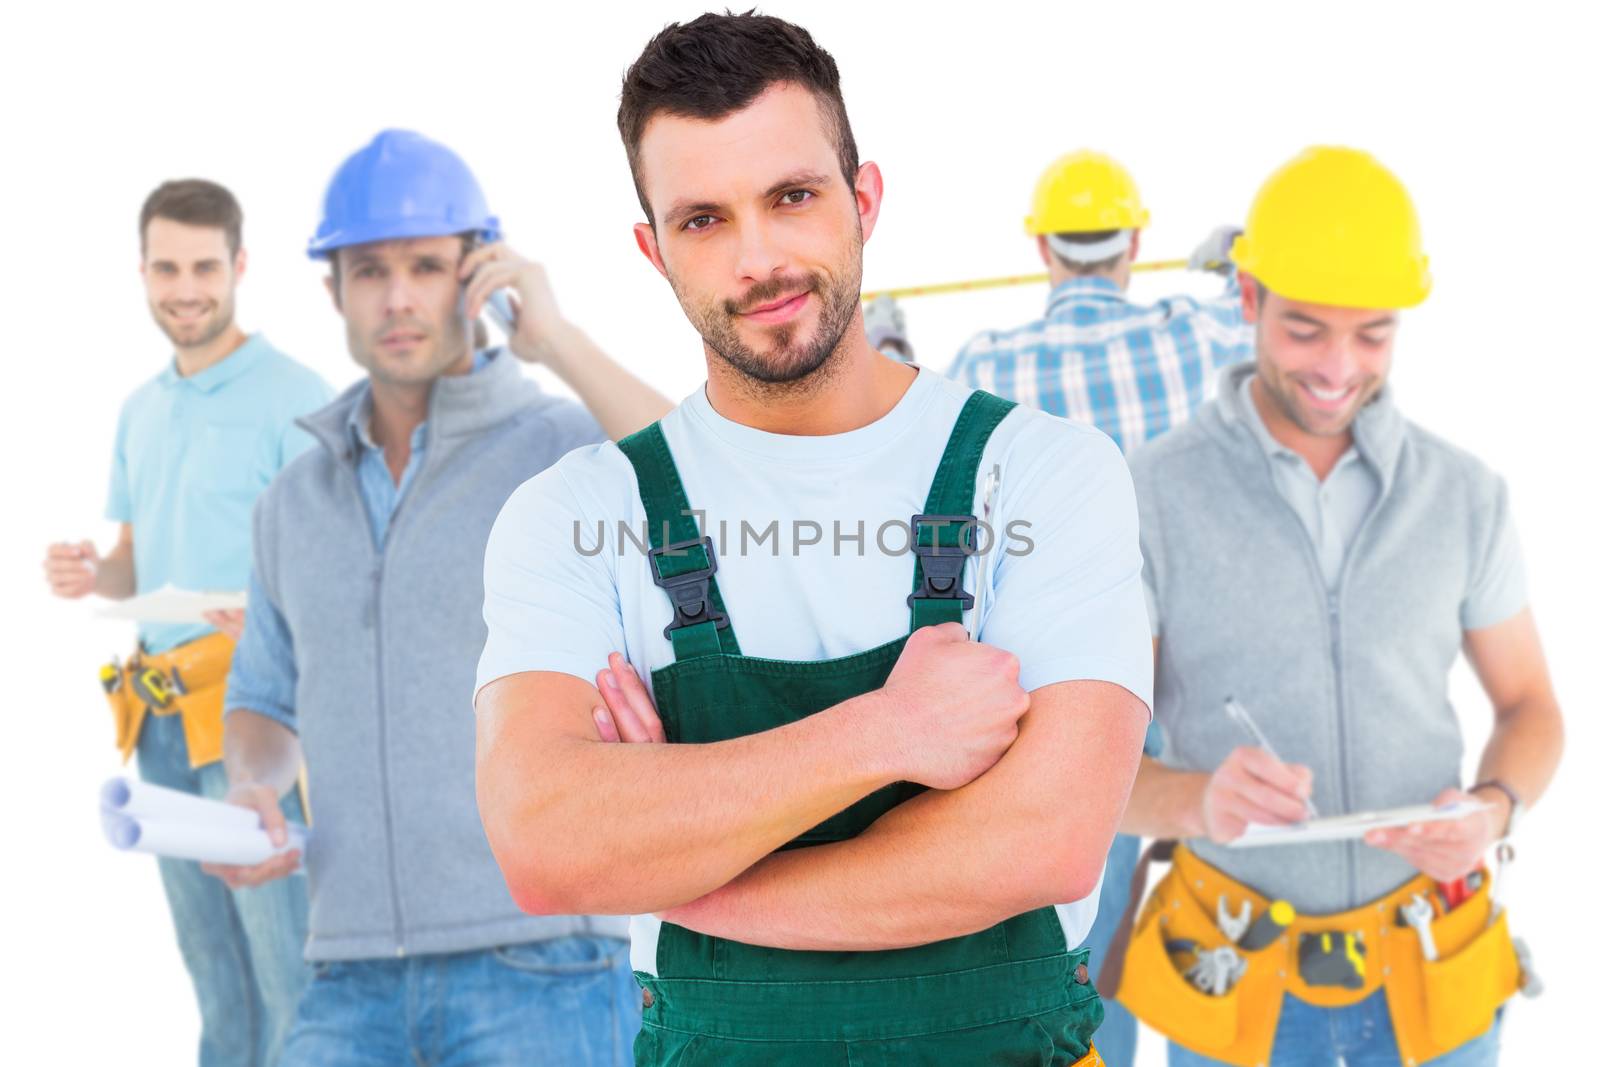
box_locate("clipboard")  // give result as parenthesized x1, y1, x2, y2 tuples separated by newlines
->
(98, 584, 248, 624)
(1226, 798, 1490, 849)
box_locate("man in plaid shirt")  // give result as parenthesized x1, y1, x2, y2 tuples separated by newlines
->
(871, 152, 1253, 1067)
(942, 154, 1250, 451)
(944, 259, 1249, 450)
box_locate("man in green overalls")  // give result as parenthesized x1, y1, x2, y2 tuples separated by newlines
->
(474, 12, 1151, 1064)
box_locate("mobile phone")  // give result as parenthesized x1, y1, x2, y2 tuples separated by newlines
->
(485, 290, 517, 335)
(457, 266, 519, 336)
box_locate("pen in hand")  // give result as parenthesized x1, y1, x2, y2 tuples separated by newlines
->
(1224, 696, 1319, 820)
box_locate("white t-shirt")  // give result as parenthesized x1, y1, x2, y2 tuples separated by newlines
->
(477, 368, 1153, 974)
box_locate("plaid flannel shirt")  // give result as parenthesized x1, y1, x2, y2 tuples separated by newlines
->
(945, 275, 1252, 452)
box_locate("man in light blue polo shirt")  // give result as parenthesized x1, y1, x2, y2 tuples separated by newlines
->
(102, 332, 332, 651)
(44, 179, 331, 1067)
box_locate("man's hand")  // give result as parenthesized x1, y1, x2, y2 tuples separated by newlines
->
(590, 624, 1028, 793)
(878, 623, 1028, 791)
(201, 781, 300, 889)
(202, 609, 246, 641)
(1200, 745, 1314, 843)
(459, 242, 568, 366)
(1363, 787, 1504, 882)
(592, 653, 665, 743)
(1189, 225, 1242, 275)
(864, 295, 913, 362)
(43, 540, 98, 598)
(457, 241, 673, 438)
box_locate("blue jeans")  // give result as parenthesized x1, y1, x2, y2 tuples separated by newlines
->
(1086, 718, 1162, 1067)
(1167, 992, 1502, 1066)
(1083, 833, 1140, 1067)
(279, 936, 640, 1066)
(137, 711, 311, 1066)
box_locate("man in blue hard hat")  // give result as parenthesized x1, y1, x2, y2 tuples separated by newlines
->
(45, 177, 327, 1067)
(201, 129, 667, 1064)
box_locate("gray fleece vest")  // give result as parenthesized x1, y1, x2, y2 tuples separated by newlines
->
(254, 351, 627, 960)
(1130, 362, 1513, 914)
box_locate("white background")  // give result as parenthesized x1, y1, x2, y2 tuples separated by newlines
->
(3, 1, 1593, 1063)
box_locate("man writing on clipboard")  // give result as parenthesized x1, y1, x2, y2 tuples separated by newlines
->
(1112, 147, 1565, 1067)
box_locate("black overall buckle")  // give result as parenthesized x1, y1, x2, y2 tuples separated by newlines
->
(906, 513, 977, 610)
(648, 536, 730, 640)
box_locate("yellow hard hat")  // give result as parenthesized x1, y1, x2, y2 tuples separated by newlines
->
(1231, 146, 1431, 309)
(1025, 150, 1150, 236)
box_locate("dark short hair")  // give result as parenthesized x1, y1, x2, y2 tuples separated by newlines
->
(617, 10, 859, 223)
(139, 179, 244, 257)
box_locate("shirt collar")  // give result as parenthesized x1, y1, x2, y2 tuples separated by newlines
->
(1235, 373, 1365, 476)
(346, 348, 496, 454)
(1045, 275, 1127, 314)
(347, 391, 428, 455)
(1216, 362, 1404, 487)
(159, 332, 269, 393)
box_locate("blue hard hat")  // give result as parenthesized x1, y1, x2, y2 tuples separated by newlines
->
(307, 129, 501, 260)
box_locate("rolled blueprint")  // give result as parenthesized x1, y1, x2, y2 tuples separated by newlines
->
(102, 778, 260, 831)
(100, 777, 307, 867)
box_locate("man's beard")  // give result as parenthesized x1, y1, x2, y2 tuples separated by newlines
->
(679, 241, 862, 389)
(1256, 353, 1383, 437)
(151, 295, 234, 351)
(349, 314, 472, 388)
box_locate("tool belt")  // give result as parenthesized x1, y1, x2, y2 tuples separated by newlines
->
(1114, 843, 1520, 1067)
(100, 633, 234, 769)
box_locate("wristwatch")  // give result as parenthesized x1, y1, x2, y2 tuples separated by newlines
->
(1469, 778, 1523, 838)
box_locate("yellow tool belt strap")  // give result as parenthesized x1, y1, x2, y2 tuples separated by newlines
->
(102, 632, 235, 769)
(1115, 843, 1519, 1067)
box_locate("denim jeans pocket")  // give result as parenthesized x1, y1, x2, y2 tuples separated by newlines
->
(492, 935, 627, 976)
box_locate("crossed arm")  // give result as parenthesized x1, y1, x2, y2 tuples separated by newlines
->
(475, 669, 907, 916)
(475, 664, 1146, 948)
(659, 679, 1146, 950)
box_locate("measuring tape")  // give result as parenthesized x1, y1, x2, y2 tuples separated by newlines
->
(861, 258, 1214, 303)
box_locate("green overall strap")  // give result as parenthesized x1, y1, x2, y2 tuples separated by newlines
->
(617, 422, 742, 661)
(909, 391, 1017, 631)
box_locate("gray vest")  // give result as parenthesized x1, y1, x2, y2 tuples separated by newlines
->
(1130, 362, 1512, 913)
(254, 352, 627, 960)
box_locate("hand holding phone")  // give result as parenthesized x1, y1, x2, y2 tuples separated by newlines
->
(458, 242, 566, 364)
(484, 290, 517, 335)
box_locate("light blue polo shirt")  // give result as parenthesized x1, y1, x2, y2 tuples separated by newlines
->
(105, 333, 334, 653)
